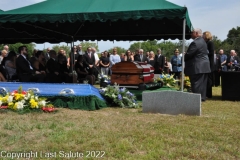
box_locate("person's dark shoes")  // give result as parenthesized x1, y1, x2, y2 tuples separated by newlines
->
(201, 99, 206, 102)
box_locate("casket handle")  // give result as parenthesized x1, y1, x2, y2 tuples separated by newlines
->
(0, 87, 8, 95)
(59, 88, 75, 95)
(28, 88, 40, 94)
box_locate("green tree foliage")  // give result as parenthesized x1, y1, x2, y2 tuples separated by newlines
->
(226, 26, 240, 53)
(158, 41, 179, 59)
(78, 42, 99, 53)
(0, 43, 35, 55)
(52, 45, 71, 55)
(220, 40, 233, 55)
(212, 36, 222, 52)
(107, 47, 127, 54)
(129, 42, 143, 52)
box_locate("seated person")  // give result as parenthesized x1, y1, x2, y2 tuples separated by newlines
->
(75, 55, 95, 85)
(4, 51, 18, 80)
(35, 50, 47, 73)
(58, 54, 75, 83)
(0, 72, 7, 82)
(46, 50, 63, 83)
(16, 46, 45, 82)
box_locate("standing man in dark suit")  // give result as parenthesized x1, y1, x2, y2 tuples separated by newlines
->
(136, 49, 148, 63)
(83, 47, 96, 75)
(154, 48, 165, 74)
(226, 50, 239, 71)
(134, 49, 140, 62)
(16, 46, 45, 82)
(184, 28, 211, 102)
(45, 47, 51, 62)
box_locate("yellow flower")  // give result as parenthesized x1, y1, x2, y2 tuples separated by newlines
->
(2, 96, 8, 103)
(8, 102, 14, 108)
(30, 99, 38, 108)
(13, 103, 18, 110)
(14, 93, 24, 101)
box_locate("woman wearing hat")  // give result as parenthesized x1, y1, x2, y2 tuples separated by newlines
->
(171, 49, 182, 79)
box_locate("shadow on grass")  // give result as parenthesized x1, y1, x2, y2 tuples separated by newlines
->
(208, 95, 222, 100)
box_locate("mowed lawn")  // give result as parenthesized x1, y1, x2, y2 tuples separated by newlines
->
(0, 86, 239, 160)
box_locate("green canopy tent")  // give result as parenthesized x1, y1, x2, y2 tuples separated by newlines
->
(0, 0, 193, 43)
(0, 0, 193, 91)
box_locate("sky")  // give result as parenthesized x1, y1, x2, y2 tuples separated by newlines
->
(0, 0, 239, 52)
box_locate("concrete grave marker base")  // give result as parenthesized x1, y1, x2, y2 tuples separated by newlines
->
(142, 91, 201, 116)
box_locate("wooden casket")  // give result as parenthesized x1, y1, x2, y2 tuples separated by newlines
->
(111, 62, 161, 89)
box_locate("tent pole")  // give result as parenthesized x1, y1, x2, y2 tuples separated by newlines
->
(181, 18, 186, 92)
(71, 37, 75, 83)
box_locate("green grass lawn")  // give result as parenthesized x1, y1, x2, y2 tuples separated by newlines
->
(0, 86, 239, 159)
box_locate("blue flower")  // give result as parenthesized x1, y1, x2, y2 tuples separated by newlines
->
(118, 94, 122, 100)
(160, 74, 164, 78)
(119, 88, 125, 92)
(126, 92, 133, 97)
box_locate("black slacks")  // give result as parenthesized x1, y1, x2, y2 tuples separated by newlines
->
(206, 72, 213, 98)
(189, 73, 208, 101)
(213, 70, 220, 86)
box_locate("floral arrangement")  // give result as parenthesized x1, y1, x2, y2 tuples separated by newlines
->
(99, 83, 140, 108)
(154, 73, 177, 87)
(98, 72, 111, 84)
(179, 76, 191, 92)
(184, 76, 191, 88)
(0, 86, 55, 112)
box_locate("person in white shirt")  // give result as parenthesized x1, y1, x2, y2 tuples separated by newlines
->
(109, 48, 121, 75)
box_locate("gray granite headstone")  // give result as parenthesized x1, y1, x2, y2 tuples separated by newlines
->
(142, 91, 201, 116)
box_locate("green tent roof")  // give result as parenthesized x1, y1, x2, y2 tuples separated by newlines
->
(0, 0, 193, 43)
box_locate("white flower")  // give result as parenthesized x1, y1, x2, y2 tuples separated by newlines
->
(38, 100, 46, 107)
(35, 96, 38, 100)
(112, 94, 116, 98)
(8, 96, 13, 103)
(0, 101, 2, 106)
(101, 88, 107, 91)
(16, 102, 24, 110)
(25, 93, 31, 100)
(21, 100, 25, 104)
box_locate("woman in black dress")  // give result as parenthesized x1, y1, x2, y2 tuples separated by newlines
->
(203, 31, 214, 98)
(69, 45, 79, 72)
(124, 50, 134, 62)
(148, 51, 155, 67)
